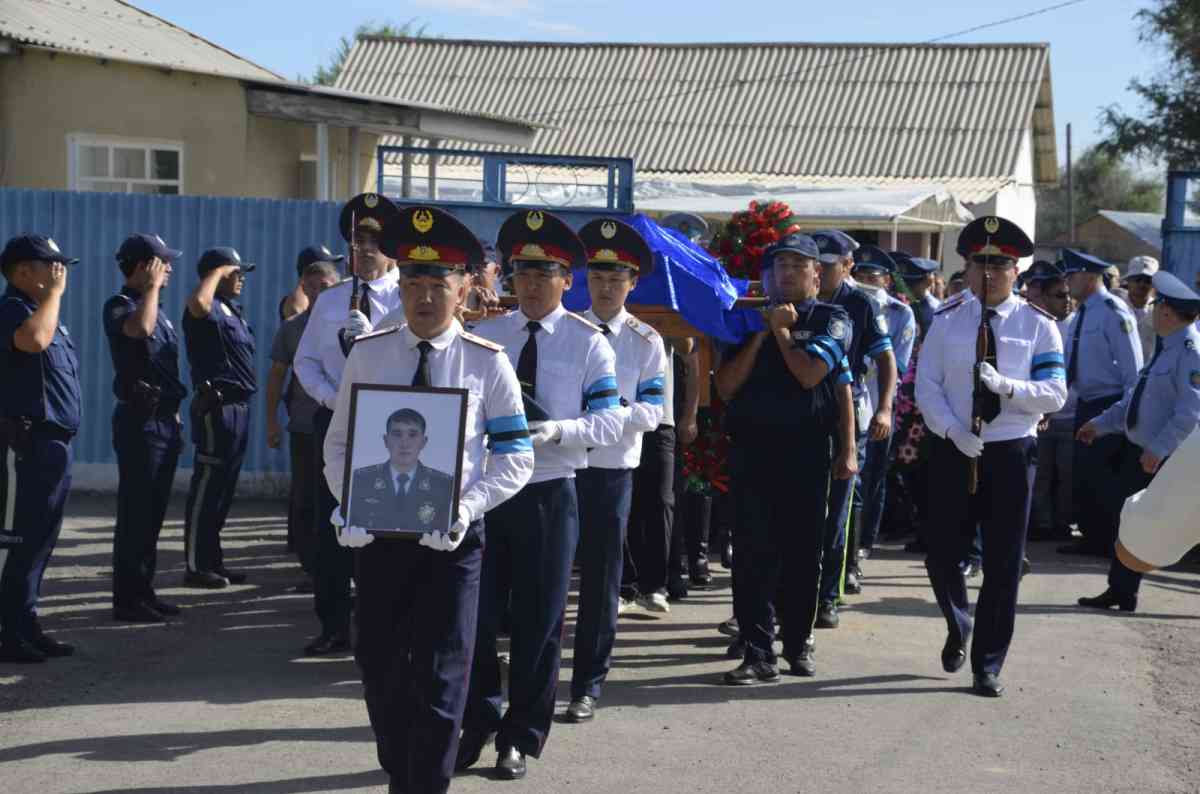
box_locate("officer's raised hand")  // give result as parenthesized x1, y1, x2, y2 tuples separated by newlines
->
(135, 259, 170, 293)
(767, 302, 799, 331)
(29, 260, 67, 302)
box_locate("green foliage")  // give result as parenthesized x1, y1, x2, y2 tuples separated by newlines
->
(306, 19, 430, 86)
(1035, 146, 1163, 242)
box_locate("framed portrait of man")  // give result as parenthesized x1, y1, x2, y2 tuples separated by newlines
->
(340, 384, 468, 537)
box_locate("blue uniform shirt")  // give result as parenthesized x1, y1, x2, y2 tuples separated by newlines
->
(883, 294, 916, 375)
(1092, 323, 1200, 459)
(104, 286, 187, 404)
(182, 295, 257, 395)
(1065, 285, 1143, 402)
(912, 292, 941, 341)
(722, 299, 853, 439)
(0, 285, 82, 432)
(828, 280, 893, 393)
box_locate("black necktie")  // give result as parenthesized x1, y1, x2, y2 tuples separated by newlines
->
(517, 321, 541, 397)
(1066, 303, 1086, 387)
(1126, 339, 1162, 429)
(358, 284, 372, 321)
(394, 473, 409, 500)
(980, 308, 1002, 424)
(412, 341, 432, 387)
(600, 323, 612, 337)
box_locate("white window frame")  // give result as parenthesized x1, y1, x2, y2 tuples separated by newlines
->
(66, 133, 185, 195)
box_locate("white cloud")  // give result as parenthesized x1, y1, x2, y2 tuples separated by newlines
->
(413, 0, 534, 15)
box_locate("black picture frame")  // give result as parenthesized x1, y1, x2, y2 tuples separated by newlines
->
(340, 383, 468, 538)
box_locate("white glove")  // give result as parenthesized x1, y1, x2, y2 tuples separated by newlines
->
(947, 424, 984, 460)
(329, 506, 375, 548)
(528, 420, 563, 447)
(418, 505, 470, 552)
(342, 310, 373, 339)
(978, 362, 1012, 397)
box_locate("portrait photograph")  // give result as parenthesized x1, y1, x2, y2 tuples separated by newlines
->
(340, 384, 468, 537)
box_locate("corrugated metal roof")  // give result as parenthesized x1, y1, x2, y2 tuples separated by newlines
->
(0, 0, 283, 82)
(1098, 210, 1163, 251)
(339, 38, 1056, 187)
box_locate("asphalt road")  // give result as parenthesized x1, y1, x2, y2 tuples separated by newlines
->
(1, 494, 1197, 794)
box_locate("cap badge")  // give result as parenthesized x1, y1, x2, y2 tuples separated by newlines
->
(409, 245, 440, 261)
(358, 217, 383, 232)
(594, 248, 620, 263)
(519, 243, 546, 259)
(413, 209, 434, 234)
(419, 478, 430, 491)
(526, 211, 545, 231)
(46, 238, 61, 253)
(600, 221, 617, 240)
(984, 217, 1000, 235)
(418, 503, 436, 525)
(319, 246, 331, 256)
(364, 194, 379, 208)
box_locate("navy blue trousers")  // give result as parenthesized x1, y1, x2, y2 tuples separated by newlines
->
(112, 406, 182, 607)
(0, 431, 73, 641)
(572, 467, 633, 700)
(731, 435, 830, 664)
(821, 424, 867, 602)
(622, 424, 675, 598)
(465, 477, 578, 758)
(355, 523, 484, 794)
(1101, 439, 1159, 598)
(312, 409, 353, 635)
(925, 435, 1036, 676)
(857, 434, 891, 552)
(184, 402, 249, 574)
(1073, 394, 1124, 548)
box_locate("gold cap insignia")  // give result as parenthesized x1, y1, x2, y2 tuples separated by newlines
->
(358, 217, 383, 232)
(364, 194, 379, 208)
(413, 209, 434, 234)
(526, 211, 544, 231)
(600, 221, 617, 240)
(594, 248, 620, 262)
(519, 243, 546, 259)
(984, 217, 1000, 235)
(409, 245, 440, 261)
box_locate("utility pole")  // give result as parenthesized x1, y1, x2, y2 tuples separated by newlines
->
(1066, 123, 1075, 244)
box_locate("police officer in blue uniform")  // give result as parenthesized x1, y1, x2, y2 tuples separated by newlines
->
(1076, 270, 1200, 612)
(0, 235, 80, 663)
(811, 231, 896, 624)
(1059, 249, 1143, 557)
(105, 234, 188, 621)
(897, 255, 942, 341)
(916, 216, 1066, 698)
(716, 233, 856, 682)
(851, 247, 916, 566)
(181, 247, 257, 588)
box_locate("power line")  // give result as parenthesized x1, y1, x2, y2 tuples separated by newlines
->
(528, 0, 1089, 123)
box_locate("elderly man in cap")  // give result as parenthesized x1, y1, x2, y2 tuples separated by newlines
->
(1122, 256, 1159, 357)
(280, 245, 345, 320)
(1076, 270, 1200, 613)
(105, 233, 188, 621)
(181, 246, 258, 590)
(0, 235, 80, 663)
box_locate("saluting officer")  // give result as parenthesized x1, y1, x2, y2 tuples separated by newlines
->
(105, 234, 187, 621)
(915, 216, 1066, 698)
(0, 235, 80, 664)
(715, 233, 857, 683)
(1059, 249, 1143, 557)
(181, 246, 257, 589)
(322, 205, 533, 794)
(1076, 270, 1200, 613)
(458, 210, 624, 780)
(850, 246, 915, 566)
(567, 218, 667, 723)
(293, 193, 403, 656)
(811, 231, 896, 624)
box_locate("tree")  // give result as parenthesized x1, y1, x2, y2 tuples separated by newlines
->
(1100, 0, 1200, 168)
(1036, 145, 1163, 243)
(306, 20, 429, 86)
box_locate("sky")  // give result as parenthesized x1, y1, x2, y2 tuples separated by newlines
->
(138, 0, 1166, 169)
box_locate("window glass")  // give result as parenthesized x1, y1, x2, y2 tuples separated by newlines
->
(152, 149, 180, 180)
(114, 147, 147, 179)
(79, 145, 109, 178)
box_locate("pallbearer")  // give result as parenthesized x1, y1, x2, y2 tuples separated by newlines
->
(566, 218, 667, 723)
(323, 205, 534, 794)
(915, 216, 1065, 698)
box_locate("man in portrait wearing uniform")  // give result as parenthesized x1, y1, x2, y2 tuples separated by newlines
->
(293, 192, 403, 656)
(181, 246, 258, 589)
(566, 218, 667, 723)
(105, 233, 188, 622)
(715, 233, 857, 682)
(811, 231, 897, 623)
(850, 246, 915, 568)
(916, 216, 1066, 698)
(1076, 270, 1200, 612)
(458, 210, 623, 780)
(1059, 249, 1143, 557)
(323, 205, 534, 794)
(1121, 256, 1159, 362)
(0, 235, 81, 663)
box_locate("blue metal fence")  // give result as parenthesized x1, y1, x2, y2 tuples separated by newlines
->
(1162, 171, 1200, 288)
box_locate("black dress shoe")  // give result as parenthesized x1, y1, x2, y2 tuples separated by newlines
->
(717, 616, 739, 637)
(148, 596, 182, 616)
(960, 560, 981, 579)
(720, 542, 733, 570)
(723, 660, 780, 685)
(690, 557, 712, 587)
(0, 636, 47, 663)
(844, 568, 863, 595)
(786, 648, 816, 677)
(1078, 588, 1137, 612)
(183, 570, 228, 589)
(973, 673, 1005, 698)
(455, 729, 492, 772)
(303, 631, 350, 656)
(565, 696, 595, 723)
(495, 746, 527, 780)
(815, 601, 839, 629)
(215, 567, 247, 585)
(29, 631, 75, 658)
(941, 630, 969, 673)
(666, 576, 688, 601)
(725, 638, 747, 659)
(114, 602, 166, 623)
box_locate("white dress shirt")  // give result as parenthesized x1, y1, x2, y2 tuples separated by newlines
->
(916, 292, 1067, 443)
(324, 320, 534, 525)
(294, 269, 402, 409)
(583, 308, 667, 470)
(473, 303, 624, 484)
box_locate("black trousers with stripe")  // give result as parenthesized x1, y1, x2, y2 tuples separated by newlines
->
(183, 402, 249, 575)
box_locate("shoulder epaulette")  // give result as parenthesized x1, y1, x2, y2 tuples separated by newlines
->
(461, 330, 503, 352)
(934, 295, 968, 315)
(1104, 297, 1127, 314)
(567, 312, 603, 333)
(1017, 297, 1056, 321)
(354, 325, 401, 343)
(624, 315, 658, 342)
